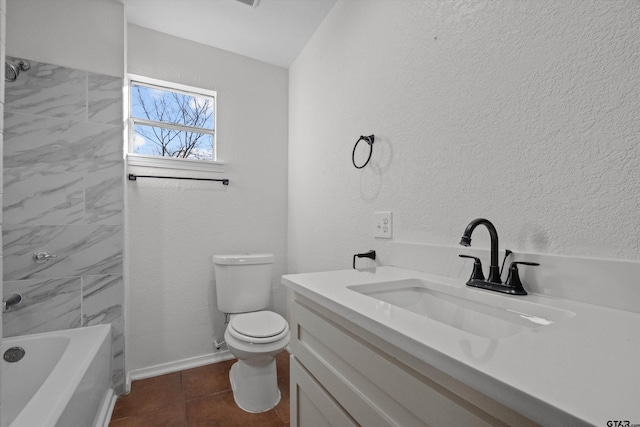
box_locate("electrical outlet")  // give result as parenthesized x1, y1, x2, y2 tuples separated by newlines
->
(373, 211, 393, 239)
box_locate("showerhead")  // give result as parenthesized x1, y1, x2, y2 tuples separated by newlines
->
(5, 60, 30, 82)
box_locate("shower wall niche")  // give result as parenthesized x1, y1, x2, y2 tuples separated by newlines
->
(2, 56, 125, 394)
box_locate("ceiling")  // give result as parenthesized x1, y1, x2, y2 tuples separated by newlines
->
(122, 0, 337, 69)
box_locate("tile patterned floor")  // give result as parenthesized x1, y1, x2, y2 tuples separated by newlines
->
(109, 351, 290, 427)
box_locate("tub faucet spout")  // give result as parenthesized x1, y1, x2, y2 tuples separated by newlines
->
(459, 218, 501, 284)
(3, 292, 23, 312)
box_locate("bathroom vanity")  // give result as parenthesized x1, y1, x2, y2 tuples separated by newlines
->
(287, 292, 536, 426)
(282, 243, 640, 427)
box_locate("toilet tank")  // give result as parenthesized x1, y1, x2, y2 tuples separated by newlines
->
(213, 254, 274, 313)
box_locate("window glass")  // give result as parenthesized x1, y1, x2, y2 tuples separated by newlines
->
(129, 79, 216, 161)
(133, 124, 214, 160)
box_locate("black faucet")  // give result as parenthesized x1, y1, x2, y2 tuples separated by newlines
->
(459, 218, 501, 283)
(459, 218, 536, 295)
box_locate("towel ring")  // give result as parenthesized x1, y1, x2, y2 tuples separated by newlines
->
(352, 134, 375, 169)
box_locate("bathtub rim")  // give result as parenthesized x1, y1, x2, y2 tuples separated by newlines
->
(2, 324, 112, 427)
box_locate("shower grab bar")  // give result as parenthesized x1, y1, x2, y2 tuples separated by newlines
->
(128, 174, 229, 185)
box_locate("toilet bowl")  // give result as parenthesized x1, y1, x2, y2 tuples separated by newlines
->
(213, 253, 290, 412)
(224, 310, 290, 413)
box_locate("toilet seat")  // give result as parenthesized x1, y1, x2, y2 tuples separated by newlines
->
(228, 311, 289, 344)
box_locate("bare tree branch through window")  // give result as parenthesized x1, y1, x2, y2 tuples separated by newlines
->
(130, 81, 216, 160)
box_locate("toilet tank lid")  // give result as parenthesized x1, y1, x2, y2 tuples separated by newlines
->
(213, 254, 274, 265)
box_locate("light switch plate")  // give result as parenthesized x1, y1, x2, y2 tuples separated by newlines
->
(374, 211, 392, 239)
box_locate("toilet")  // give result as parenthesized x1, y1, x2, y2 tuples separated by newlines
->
(213, 253, 290, 413)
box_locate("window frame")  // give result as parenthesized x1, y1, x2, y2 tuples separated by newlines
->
(126, 74, 224, 173)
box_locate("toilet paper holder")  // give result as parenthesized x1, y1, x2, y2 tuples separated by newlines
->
(353, 250, 376, 269)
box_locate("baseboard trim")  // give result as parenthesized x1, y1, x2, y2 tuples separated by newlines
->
(97, 389, 116, 427)
(129, 350, 235, 381)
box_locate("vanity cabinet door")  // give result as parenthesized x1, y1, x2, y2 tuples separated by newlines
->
(290, 296, 537, 427)
(291, 356, 358, 427)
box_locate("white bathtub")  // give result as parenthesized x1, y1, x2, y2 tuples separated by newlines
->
(1, 324, 114, 427)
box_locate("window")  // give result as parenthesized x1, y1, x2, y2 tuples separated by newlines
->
(127, 75, 222, 171)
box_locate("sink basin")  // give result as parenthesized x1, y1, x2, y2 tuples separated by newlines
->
(348, 279, 574, 339)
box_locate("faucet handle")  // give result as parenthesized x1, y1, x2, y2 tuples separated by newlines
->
(511, 261, 540, 266)
(459, 255, 485, 281)
(33, 251, 57, 263)
(505, 261, 540, 291)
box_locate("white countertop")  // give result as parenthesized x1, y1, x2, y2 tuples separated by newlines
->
(282, 266, 640, 426)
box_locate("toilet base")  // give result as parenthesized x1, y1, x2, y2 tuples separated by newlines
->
(229, 359, 281, 413)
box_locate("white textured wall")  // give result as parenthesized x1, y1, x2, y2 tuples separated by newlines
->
(289, 0, 640, 274)
(5, 0, 124, 77)
(126, 25, 289, 372)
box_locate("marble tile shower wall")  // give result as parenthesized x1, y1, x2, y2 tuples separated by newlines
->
(2, 57, 125, 394)
(1, 0, 6, 377)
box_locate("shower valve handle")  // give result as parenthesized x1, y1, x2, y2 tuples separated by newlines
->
(33, 251, 58, 263)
